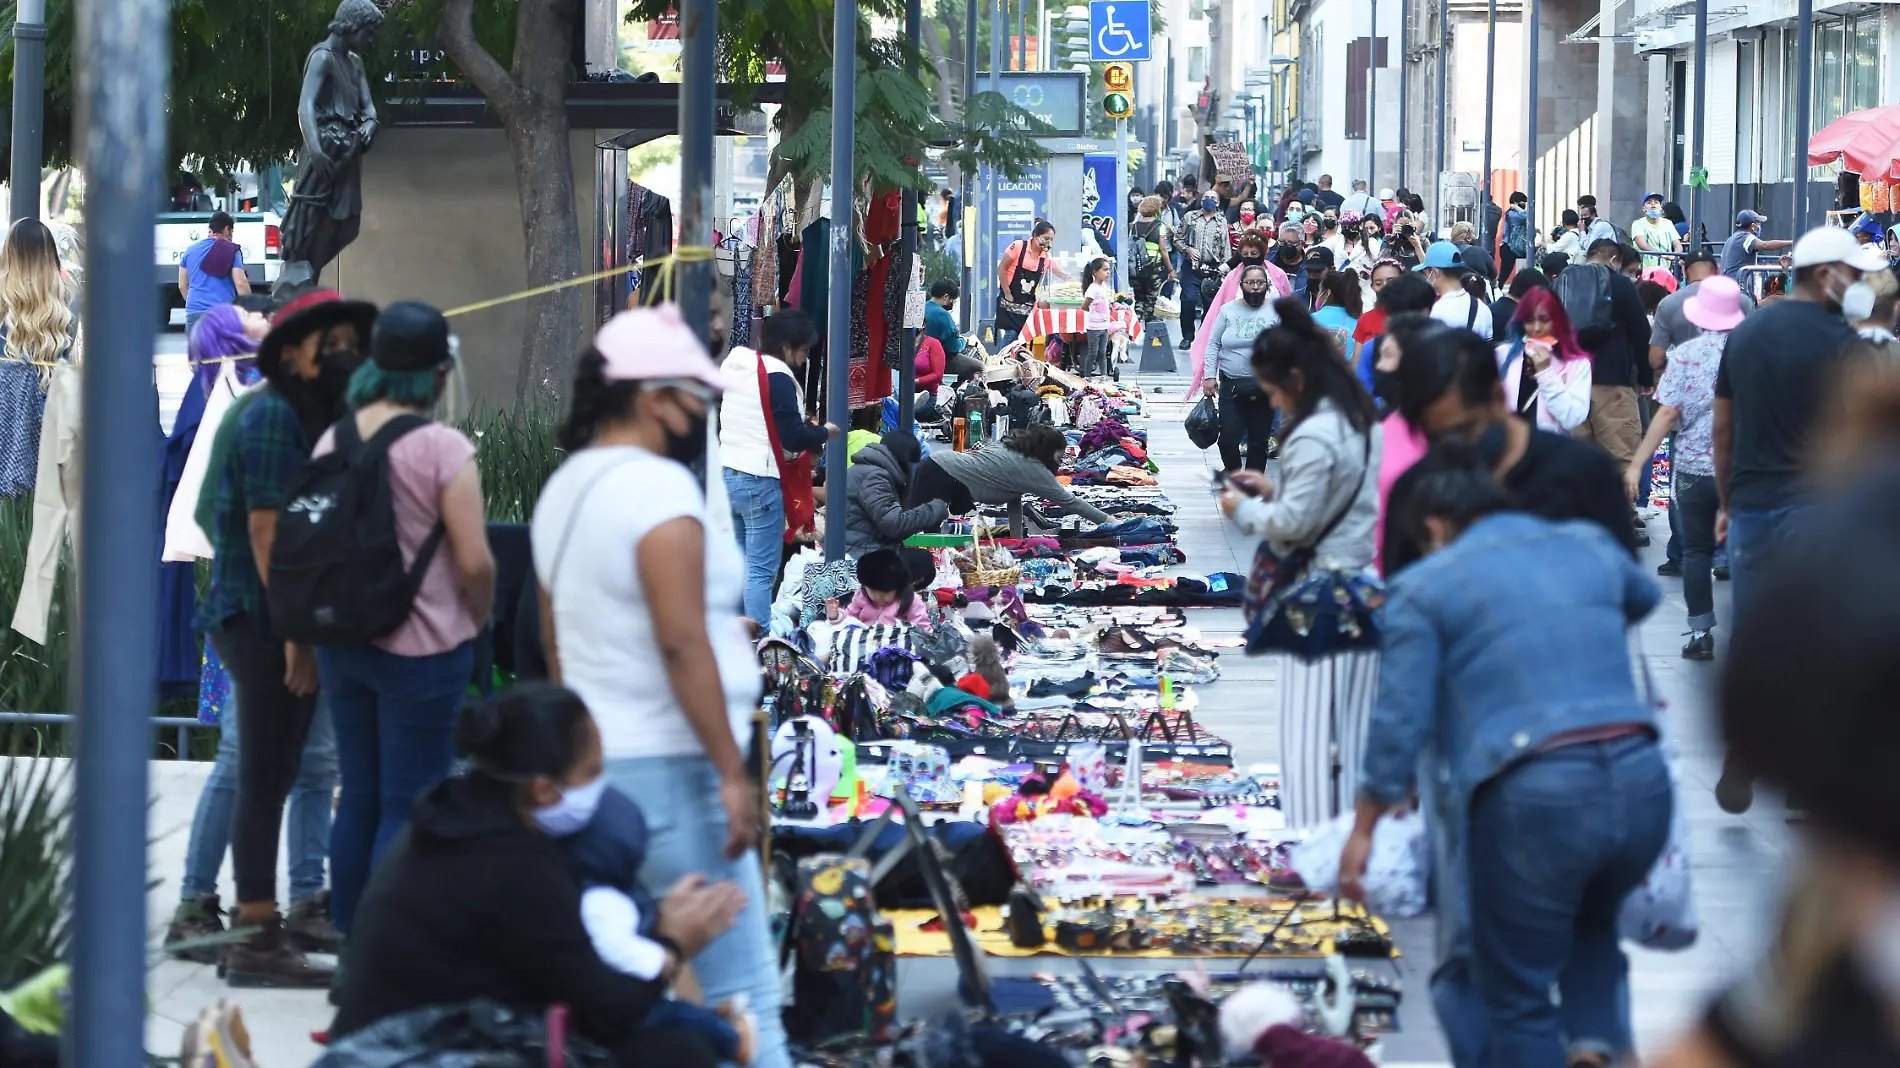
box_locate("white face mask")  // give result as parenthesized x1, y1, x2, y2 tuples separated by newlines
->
(1842, 280, 1878, 322)
(534, 775, 607, 838)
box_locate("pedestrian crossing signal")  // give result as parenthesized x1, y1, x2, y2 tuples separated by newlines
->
(1103, 91, 1133, 120)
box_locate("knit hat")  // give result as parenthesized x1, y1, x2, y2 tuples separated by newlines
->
(856, 548, 911, 593)
(368, 301, 453, 372)
(955, 673, 991, 699)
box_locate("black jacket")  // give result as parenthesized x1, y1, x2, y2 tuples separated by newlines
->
(331, 774, 664, 1052)
(844, 443, 949, 557)
(1579, 270, 1655, 388)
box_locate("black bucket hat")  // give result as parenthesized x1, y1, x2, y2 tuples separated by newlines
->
(255, 289, 378, 377)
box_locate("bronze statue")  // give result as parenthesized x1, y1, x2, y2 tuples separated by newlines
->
(276, 0, 383, 296)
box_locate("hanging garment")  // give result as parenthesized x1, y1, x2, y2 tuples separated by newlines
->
(158, 381, 208, 686)
(904, 256, 927, 330)
(625, 183, 650, 263)
(882, 246, 913, 383)
(801, 218, 831, 338)
(11, 361, 81, 644)
(164, 362, 261, 562)
(731, 263, 755, 349)
(0, 359, 47, 498)
(643, 192, 675, 259)
(849, 271, 874, 406)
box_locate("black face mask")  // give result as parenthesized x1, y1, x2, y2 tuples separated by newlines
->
(665, 413, 711, 467)
(1372, 368, 1402, 412)
(1277, 241, 1302, 259)
(317, 347, 363, 402)
(1240, 254, 1265, 268)
(1242, 288, 1267, 308)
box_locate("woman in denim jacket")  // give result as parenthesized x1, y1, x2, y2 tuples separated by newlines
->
(1339, 453, 1673, 1068)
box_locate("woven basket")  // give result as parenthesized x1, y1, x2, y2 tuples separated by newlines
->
(959, 524, 1022, 588)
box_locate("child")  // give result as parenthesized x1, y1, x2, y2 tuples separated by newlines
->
(828, 547, 931, 626)
(1082, 256, 1114, 378)
(562, 786, 755, 1065)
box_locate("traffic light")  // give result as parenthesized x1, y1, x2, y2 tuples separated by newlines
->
(1103, 62, 1133, 119)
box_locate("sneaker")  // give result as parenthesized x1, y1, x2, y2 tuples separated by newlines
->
(1656, 559, 1682, 577)
(1714, 563, 1731, 581)
(166, 893, 227, 964)
(1715, 762, 1755, 815)
(286, 891, 341, 954)
(1176, 338, 1191, 350)
(221, 914, 335, 989)
(1681, 631, 1714, 661)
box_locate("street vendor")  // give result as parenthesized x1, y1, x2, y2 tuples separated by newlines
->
(994, 221, 1073, 340)
(908, 424, 1111, 537)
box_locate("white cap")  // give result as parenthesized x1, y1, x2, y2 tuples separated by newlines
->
(1791, 226, 1863, 269)
(1850, 243, 1891, 272)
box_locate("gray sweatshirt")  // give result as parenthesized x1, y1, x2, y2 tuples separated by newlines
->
(1232, 398, 1381, 569)
(930, 444, 1112, 534)
(1208, 298, 1279, 380)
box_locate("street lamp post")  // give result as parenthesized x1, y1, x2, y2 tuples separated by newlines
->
(1435, 0, 1449, 229)
(901, 0, 921, 427)
(10, 0, 47, 220)
(961, 0, 977, 331)
(1794, 0, 1814, 232)
(825, 0, 858, 562)
(1525, 0, 1540, 244)
(1368, 0, 1378, 192)
(1480, 0, 1496, 241)
(1689, 0, 1707, 249)
(678, 0, 716, 345)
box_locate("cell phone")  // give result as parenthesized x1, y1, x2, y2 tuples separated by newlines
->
(1209, 470, 1230, 497)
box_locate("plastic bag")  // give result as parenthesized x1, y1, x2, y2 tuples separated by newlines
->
(1184, 395, 1220, 450)
(310, 1001, 613, 1068)
(1289, 810, 1431, 918)
(1618, 730, 1700, 949)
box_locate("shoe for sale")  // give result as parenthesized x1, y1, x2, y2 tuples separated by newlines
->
(166, 893, 228, 964)
(1681, 631, 1714, 661)
(1715, 764, 1755, 815)
(221, 914, 335, 989)
(1656, 559, 1682, 577)
(1714, 563, 1731, 581)
(286, 890, 341, 954)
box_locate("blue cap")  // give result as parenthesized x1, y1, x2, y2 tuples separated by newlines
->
(1643, 191, 1665, 204)
(1416, 240, 1465, 270)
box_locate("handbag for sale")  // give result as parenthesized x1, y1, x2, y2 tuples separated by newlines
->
(827, 622, 919, 676)
(756, 354, 816, 544)
(1243, 433, 1383, 660)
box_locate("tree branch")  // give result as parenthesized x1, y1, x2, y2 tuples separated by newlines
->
(438, 0, 519, 114)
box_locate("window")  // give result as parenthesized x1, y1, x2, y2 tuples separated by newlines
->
(1817, 19, 1845, 130)
(1344, 37, 1388, 141)
(1851, 16, 1881, 113)
(1187, 45, 1206, 84)
(1189, 0, 1203, 20)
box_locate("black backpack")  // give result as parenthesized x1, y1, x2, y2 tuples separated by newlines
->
(268, 414, 445, 645)
(1552, 260, 1617, 338)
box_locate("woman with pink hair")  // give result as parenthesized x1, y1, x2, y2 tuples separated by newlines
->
(1495, 286, 1593, 432)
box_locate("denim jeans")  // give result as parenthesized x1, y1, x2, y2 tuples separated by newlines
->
(318, 640, 474, 933)
(1727, 504, 1807, 624)
(180, 699, 337, 904)
(1665, 501, 1727, 570)
(724, 468, 786, 624)
(1674, 473, 1720, 630)
(609, 754, 789, 1068)
(1467, 737, 1672, 1067)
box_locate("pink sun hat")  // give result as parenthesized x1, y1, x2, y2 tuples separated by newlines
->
(1683, 274, 1747, 332)
(592, 304, 725, 392)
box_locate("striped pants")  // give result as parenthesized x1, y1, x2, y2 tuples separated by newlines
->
(1276, 649, 1382, 831)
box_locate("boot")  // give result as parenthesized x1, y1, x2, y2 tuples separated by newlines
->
(220, 913, 335, 989)
(285, 890, 341, 954)
(166, 893, 227, 964)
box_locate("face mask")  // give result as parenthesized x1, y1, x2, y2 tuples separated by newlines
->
(534, 775, 607, 838)
(1240, 253, 1265, 268)
(1842, 280, 1877, 321)
(1202, 197, 1218, 212)
(315, 347, 363, 407)
(1472, 421, 1508, 466)
(1240, 211, 1256, 223)
(1242, 288, 1267, 308)
(665, 413, 710, 467)
(1371, 368, 1402, 412)
(1646, 207, 1662, 220)
(1279, 241, 1302, 257)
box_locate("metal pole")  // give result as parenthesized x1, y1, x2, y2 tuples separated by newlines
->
(1398, 0, 1408, 191)
(825, 0, 857, 562)
(1481, 0, 1496, 248)
(1525, 0, 1540, 246)
(1368, 0, 1378, 192)
(961, 0, 976, 332)
(71, 0, 166, 1059)
(678, 0, 716, 344)
(10, 0, 47, 220)
(1794, 0, 1813, 233)
(900, 0, 920, 426)
(1116, 118, 1129, 296)
(1435, 0, 1448, 233)
(985, 0, 1001, 338)
(1688, 0, 1707, 250)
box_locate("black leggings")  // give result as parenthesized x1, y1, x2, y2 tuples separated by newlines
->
(1217, 375, 1278, 472)
(908, 456, 977, 514)
(212, 613, 319, 905)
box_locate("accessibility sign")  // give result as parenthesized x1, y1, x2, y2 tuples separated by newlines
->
(1088, 1, 1151, 62)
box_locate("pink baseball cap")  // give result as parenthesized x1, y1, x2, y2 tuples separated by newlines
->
(1684, 274, 1746, 332)
(1640, 266, 1679, 294)
(592, 304, 725, 392)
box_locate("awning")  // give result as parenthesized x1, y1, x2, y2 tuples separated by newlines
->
(1808, 103, 1900, 180)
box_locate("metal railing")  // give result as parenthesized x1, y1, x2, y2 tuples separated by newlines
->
(0, 711, 213, 757)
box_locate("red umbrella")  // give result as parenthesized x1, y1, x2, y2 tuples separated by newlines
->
(1808, 103, 1900, 177)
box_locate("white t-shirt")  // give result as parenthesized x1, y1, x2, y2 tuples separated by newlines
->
(530, 445, 761, 760)
(1431, 290, 1494, 338)
(1084, 282, 1114, 330)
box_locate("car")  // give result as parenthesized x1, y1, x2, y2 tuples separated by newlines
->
(156, 169, 287, 328)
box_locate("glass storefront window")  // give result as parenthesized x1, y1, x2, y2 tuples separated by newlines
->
(1852, 16, 1882, 114)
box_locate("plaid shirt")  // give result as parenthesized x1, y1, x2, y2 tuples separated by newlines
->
(1179, 211, 1231, 274)
(195, 387, 310, 634)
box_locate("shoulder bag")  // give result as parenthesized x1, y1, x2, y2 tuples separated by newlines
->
(1242, 429, 1384, 660)
(757, 354, 817, 544)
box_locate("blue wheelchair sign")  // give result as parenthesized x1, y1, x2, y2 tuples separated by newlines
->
(1088, 1, 1151, 62)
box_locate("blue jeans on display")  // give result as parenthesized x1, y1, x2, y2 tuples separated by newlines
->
(181, 699, 337, 903)
(609, 754, 790, 1068)
(318, 640, 475, 933)
(725, 468, 786, 625)
(1467, 737, 1673, 1068)
(1726, 504, 1807, 622)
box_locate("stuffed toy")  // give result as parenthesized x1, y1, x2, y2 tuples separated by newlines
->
(966, 634, 1013, 711)
(1219, 962, 1369, 1067)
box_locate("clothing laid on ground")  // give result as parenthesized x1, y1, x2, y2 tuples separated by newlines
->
(1383, 427, 1636, 575)
(330, 774, 704, 1067)
(920, 445, 1112, 535)
(1714, 298, 1857, 512)
(838, 590, 931, 626)
(1650, 281, 1757, 351)
(530, 446, 760, 761)
(1206, 299, 1279, 380)
(1655, 329, 1727, 477)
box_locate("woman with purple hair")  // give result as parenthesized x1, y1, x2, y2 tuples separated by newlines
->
(189, 301, 269, 397)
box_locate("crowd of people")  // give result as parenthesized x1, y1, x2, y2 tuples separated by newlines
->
(1178, 160, 1900, 1065)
